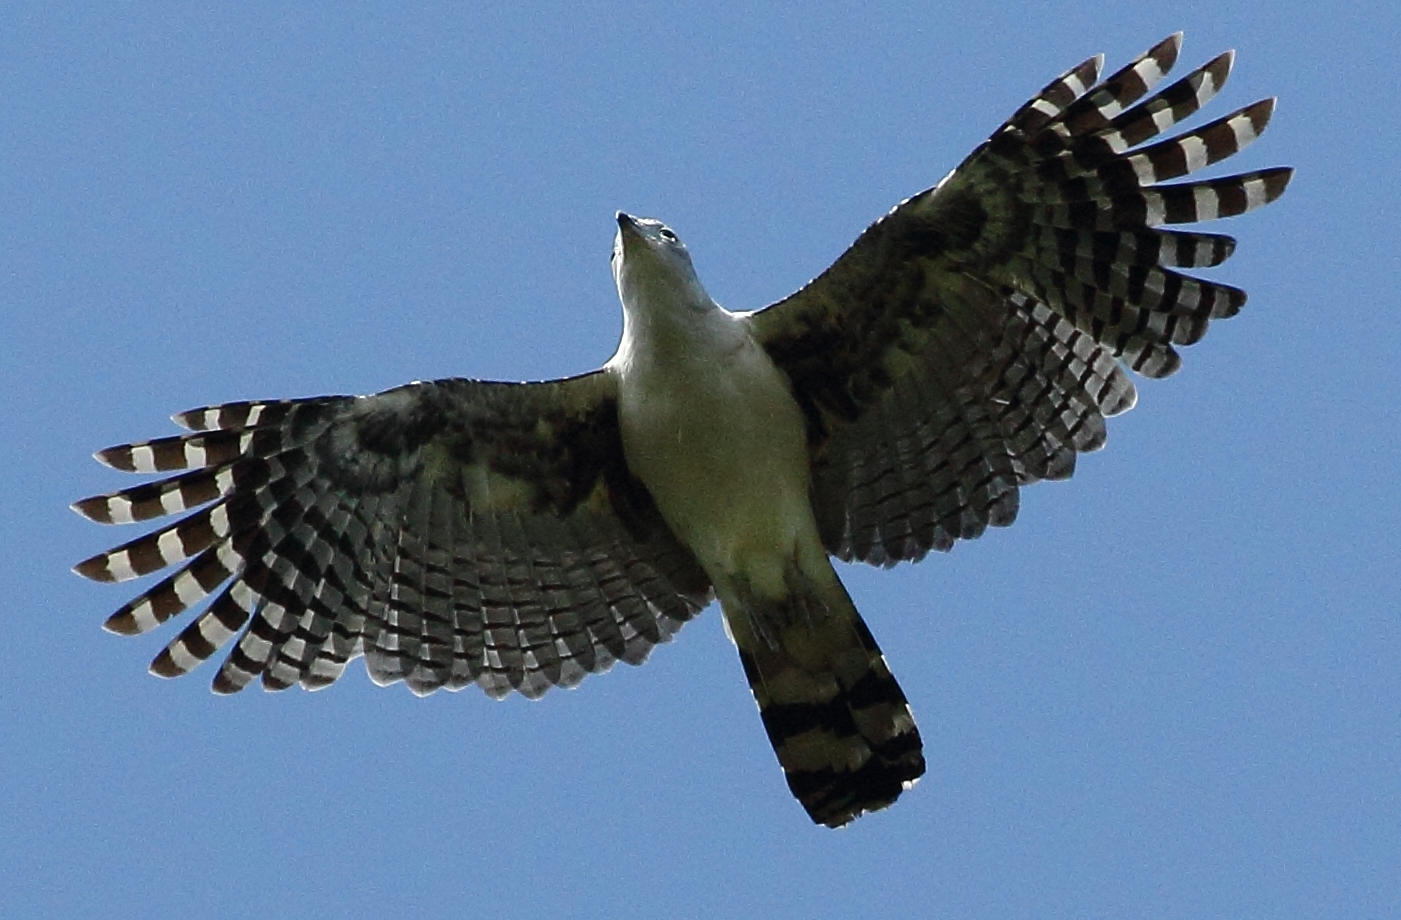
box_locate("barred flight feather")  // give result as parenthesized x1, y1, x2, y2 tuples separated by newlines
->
(77, 377, 712, 698)
(1056, 34, 1181, 136)
(1005, 55, 1105, 137)
(1091, 52, 1236, 154)
(752, 35, 1290, 565)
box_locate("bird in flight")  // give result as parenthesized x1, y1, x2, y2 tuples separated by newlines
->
(74, 34, 1290, 827)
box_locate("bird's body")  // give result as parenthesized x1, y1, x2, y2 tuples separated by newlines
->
(610, 216, 924, 822)
(74, 34, 1291, 826)
(610, 236, 813, 589)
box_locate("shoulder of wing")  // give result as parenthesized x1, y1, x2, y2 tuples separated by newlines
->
(316, 371, 622, 509)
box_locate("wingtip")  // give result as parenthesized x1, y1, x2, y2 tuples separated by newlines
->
(148, 650, 182, 679)
(71, 495, 115, 524)
(71, 497, 98, 520)
(210, 673, 242, 696)
(1261, 166, 1295, 203)
(1241, 96, 1278, 137)
(1155, 32, 1184, 70)
(103, 611, 140, 636)
(73, 554, 115, 583)
(93, 448, 126, 471)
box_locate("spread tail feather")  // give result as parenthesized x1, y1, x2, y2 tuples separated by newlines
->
(724, 569, 925, 827)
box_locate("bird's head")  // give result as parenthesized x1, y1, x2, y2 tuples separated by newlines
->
(611, 212, 712, 314)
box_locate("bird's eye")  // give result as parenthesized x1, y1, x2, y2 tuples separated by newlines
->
(659, 228, 677, 242)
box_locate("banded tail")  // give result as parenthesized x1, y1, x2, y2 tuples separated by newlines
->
(724, 569, 925, 827)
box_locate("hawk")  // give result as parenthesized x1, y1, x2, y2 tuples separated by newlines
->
(74, 35, 1291, 827)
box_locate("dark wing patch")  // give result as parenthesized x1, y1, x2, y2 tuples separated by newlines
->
(74, 372, 713, 699)
(747, 34, 1291, 566)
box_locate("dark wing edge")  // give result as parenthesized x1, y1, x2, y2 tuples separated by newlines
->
(747, 33, 1292, 566)
(72, 372, 713, 700)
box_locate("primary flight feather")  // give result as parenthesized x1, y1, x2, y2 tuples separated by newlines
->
(75, 34, 1291, 827)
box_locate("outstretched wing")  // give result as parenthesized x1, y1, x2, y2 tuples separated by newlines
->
(73, 372, 712, 699)
(747, 34, 1292, 565)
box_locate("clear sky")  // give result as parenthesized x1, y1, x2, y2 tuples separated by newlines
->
(3, 3, 1397, 919)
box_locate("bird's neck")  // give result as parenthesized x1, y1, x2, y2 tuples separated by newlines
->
(610, 277, 738, 376)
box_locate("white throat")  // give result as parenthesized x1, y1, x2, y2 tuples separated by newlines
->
(608, 214, 733, 373)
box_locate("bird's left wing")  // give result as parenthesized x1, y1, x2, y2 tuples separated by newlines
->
(746, 35, 1291, 566)
(74, 372, 712, 699)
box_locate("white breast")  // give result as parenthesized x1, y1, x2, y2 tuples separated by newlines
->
(613, 308, 818, 596)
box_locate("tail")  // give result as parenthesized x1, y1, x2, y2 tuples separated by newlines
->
(723, 569, 925, 827)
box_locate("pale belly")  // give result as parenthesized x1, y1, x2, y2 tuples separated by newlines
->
(617, 337, 820, 595)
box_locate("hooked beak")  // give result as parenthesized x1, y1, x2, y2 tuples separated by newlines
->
(615, 212, 646, 263)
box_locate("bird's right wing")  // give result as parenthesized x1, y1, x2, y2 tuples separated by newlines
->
(74, 372, 712, 699)
(747, 34, 1291, 565)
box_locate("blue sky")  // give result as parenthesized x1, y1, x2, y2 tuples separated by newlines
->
(3, 3, 1398, 918)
